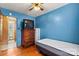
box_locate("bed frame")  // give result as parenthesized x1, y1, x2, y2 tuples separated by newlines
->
(36, 42, 73, 56)
(35, 39, 79, 56)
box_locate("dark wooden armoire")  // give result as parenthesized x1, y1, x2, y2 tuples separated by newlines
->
(21, 19, 35, 47)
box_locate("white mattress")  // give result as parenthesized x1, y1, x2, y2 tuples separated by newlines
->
(37, 38, 79, 56)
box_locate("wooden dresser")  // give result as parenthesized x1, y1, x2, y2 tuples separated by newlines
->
(21, 29, 35, 47)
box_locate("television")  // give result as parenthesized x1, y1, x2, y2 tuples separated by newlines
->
(21, 19, 34, 29)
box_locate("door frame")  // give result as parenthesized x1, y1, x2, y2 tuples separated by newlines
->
(8, 16, 17, 42)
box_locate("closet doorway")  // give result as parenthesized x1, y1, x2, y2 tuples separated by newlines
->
(0, 16, 17, 50)
(8, 17, 16, 49)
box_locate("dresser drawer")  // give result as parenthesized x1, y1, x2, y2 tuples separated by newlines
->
(21, 29, 35, 47)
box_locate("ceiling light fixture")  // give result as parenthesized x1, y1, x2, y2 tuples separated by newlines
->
(34, 6, 40, 11)
(29, 3, 44, 11)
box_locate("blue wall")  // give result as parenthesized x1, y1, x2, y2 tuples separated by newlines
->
(1, 8, 35, 47)
(36, 4, 79, 45)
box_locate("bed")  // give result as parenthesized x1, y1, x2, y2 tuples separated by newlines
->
(35, 38, 79, 56)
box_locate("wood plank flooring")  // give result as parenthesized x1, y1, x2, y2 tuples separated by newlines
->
(0, 45, 43, 56)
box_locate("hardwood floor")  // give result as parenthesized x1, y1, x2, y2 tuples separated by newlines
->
(0, 45, 43, 56)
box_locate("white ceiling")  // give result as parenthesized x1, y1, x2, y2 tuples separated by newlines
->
(0, 3, 67, 17)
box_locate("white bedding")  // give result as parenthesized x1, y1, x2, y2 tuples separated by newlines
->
(37, 38, 79, 56)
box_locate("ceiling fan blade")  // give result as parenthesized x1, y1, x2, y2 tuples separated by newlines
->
(29, 7, 34, 11)
(40, 7, 44, 11)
